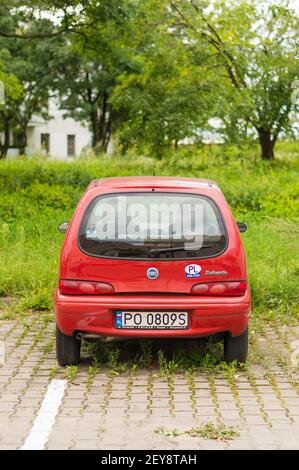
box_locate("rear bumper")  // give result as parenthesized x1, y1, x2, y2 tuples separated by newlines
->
(55, 289, 250, 338)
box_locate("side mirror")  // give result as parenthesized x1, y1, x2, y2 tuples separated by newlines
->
(237, 222, 247, 233)
(58, 222, 69, 233)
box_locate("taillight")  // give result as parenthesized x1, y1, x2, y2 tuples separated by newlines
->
(59, 280, 114, 295)
(190, 281, 246, 296)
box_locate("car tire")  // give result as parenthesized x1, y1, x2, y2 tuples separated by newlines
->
(224, 328, 248, 363)
(56, 324, 81, 366)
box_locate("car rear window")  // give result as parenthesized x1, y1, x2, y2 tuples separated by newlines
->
(78, 192, 227, 259)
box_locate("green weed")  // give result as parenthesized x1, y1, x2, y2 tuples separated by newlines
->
(186, 422, 240, 441)
(66, 365, 78, 381)
(49, 366, 58, 378)
(155, 422, 240, 441)
(158, 350, 182, 376)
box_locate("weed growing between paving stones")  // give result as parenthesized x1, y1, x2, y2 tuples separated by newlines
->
(80, 338, 247, 376)
(65, 365, 78, 381)
(87, 365, 100, 387)
(220, 361, 247, 380)
(139, 339, 153, 368)
(49, 366, 58, 378)
(187, 422, 240, 441)
(155, 422, 240, 441)
(155, 427, 185, 437)
(43, 341, 53, 354)
(158, 350, 182, 376)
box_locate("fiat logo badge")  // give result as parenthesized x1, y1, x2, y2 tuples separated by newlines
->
(147, 267, 159, 280)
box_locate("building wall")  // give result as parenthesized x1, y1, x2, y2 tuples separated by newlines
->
(28, 101, 91, 159)
(7, 99, 92, 159)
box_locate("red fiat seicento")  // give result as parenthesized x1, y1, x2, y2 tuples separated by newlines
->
(55, 176, 250, 366)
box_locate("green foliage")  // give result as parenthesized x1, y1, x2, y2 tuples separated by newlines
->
(0, 60, 22, 102)
(164, 0, 299, 158)
(0, 1, 298, 159)
(111, 19, 216, 153)
(53, 22, 130, 151)
(109, 0, 299, 157)
(0, 60, 23, 157)
(0, 5, 65, 157)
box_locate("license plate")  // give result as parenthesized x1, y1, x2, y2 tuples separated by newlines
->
(115, 311, 188, 330)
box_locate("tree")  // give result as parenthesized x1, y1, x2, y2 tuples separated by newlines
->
(0, 1, 86, 39)
(112, 44, 217, 153)
(1, 0, 298, 158)
(0, 61, 23, 158)
(0, 7, 64, 156)
(168, 0, 299, 159)
(53, 1, 137, 152)
(54, 44, 118, 152)
(0, 1, 136, 155)
(110, 0, 219, 153)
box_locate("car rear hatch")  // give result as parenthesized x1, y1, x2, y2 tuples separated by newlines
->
(61, 189, 245, 295)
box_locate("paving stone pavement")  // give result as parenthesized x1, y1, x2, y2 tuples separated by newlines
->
(0, 312, 299, 450)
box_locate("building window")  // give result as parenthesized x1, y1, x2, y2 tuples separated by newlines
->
(13, 131, 22, 148)
(67, 134, 76, 157)
(41, 133, 50, 154)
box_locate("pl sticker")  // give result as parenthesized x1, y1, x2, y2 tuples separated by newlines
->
(185, 264, 201, 278)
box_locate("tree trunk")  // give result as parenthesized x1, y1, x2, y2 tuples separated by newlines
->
(102, 108, 113, 153)
(19, 125, 28, 156)
(98, 92, 109, 152)
(0, 120, 10, 159)
(258, 129, 275, 160)
(90, 110, 100, 147)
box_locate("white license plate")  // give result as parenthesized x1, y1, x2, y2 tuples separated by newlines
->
(115, 311, 188, 330)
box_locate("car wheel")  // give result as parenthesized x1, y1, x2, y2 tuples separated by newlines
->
(56, 324, 81, 366)
(224, 328, 248, 363)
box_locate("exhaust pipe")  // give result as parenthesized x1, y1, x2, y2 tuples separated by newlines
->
(75, 332, 133, 343)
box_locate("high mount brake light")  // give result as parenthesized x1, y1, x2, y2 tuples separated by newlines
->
(190, 281, 246, 296)
(59, 280, 114, 295)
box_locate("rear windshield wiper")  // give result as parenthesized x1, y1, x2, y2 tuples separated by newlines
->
(149, 244, 213, 255)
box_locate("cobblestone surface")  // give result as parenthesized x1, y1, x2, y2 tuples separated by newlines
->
(0, 312, 299, 450)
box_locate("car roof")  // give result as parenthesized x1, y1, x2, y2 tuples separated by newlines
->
(87, 176, 219, 190)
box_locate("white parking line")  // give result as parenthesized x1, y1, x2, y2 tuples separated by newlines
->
(20, 379, 67, 450)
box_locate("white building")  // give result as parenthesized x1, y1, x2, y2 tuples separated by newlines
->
(8, 99, 92, 159)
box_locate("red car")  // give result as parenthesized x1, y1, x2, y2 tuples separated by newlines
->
(55, 176, 250, 365)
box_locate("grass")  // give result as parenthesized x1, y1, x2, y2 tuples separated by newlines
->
(0, 141, 298, 325)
